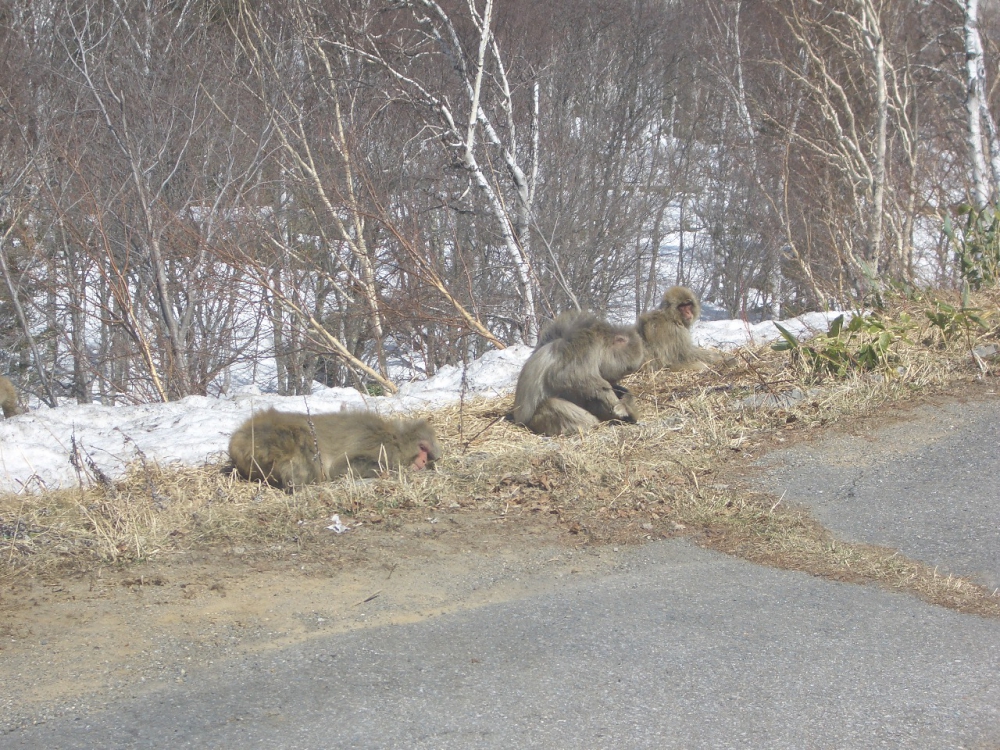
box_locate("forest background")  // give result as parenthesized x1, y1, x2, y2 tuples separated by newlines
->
(1, 0, 998, 407)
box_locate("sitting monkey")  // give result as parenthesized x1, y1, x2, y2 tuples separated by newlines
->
(0, 376, 22, 418)
(637, 286, 723, 371)
(510, 310, 644, 436)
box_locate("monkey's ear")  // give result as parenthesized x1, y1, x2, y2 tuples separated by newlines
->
(613, 334, 630, 345)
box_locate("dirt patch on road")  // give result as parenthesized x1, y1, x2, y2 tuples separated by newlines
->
(1, 507, 625, 732)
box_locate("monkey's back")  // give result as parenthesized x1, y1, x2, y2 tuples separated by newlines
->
(559, 322, 643, 382)
(511, 344, 558, 424)
(229, 408, 321, 487)
(313, 411, 437, 477)
(637, 310, 689, 363)
(536, 310, 603, 349)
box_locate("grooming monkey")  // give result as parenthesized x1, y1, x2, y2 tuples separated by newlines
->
(637, 286, 723, 371)
(229, 408, 440, 489)
(534, 310, 605, 349)
(535, 311, 639, 414)
(0, 376, 22, 418)
(510, 310, 644, 436)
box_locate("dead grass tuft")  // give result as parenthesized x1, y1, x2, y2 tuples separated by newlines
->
(2, 287, 999, 614)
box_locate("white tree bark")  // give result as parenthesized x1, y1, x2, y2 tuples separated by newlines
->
(767, 0, 910, 294)
(962, 0, 994, 208)
(863, 0, 888, 273)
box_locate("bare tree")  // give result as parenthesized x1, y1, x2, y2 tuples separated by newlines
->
(58, 0, 265, 398)
(327, 0, 541, 342)
(0, 0, 991, 408)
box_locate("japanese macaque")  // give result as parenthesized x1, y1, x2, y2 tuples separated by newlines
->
(637, 286, 723, 371)
(229, 408, 440, 489)
(0, 376, 22, 418)
(534, 310, 604, 349)
(510, 310, 644, 436)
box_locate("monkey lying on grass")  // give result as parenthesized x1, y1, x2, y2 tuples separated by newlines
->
(229, 408, 440, 489)
(510, 310, 644, 436)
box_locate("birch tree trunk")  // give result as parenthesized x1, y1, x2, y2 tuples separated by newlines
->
(865, 0, 888, 274)
(962, 0, 1000, 208)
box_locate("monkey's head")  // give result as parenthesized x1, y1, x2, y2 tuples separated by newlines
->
(660, 286, 701, 329)
(404, 420, 441, 471)
(602, 328, 645, 380)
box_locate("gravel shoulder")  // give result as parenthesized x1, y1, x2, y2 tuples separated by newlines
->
(1, 510, 603, 731)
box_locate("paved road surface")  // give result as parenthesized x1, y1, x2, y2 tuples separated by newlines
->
(754, 393, 1000, 591)
(8, 390, 1000, 749)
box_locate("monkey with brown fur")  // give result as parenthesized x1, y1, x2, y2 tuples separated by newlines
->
(510, 310, 644, 436)
(536, 311, 642, 420)
(637, 286, 723, 371)
(229, 408, 440, 490)
(0, 376, 22, 418)
(534, 310, 605, 349)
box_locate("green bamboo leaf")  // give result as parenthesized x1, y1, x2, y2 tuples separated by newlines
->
(827, 315, 844, 338)
(772, 322, 800, 349)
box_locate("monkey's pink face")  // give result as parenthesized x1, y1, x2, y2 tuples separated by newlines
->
(678, 301, 695, 324)
(410, 440, 436, 470)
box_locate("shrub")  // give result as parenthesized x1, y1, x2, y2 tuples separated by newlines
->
(944, 205, 1000, 289)
(772, 313, 913, 379)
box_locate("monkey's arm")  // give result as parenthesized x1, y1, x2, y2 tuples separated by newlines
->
(696, 347, 725, 365)
(549, 368, 634, 422)
(612, 384, 640, 422)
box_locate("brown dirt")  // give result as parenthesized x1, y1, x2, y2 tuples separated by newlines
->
(0, 505, 626, 731)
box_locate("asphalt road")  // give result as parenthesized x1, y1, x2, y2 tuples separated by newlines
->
(754, 391, 1000, 591)
(9, 390, 1000, 749)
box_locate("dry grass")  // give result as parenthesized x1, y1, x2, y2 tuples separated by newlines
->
(2, 287, 999, 615)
